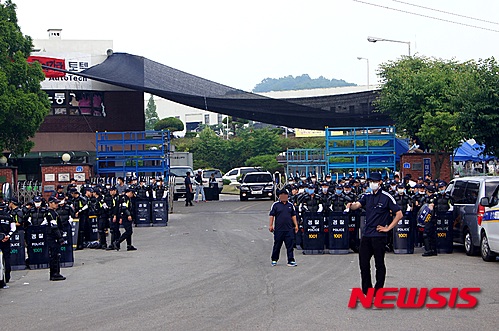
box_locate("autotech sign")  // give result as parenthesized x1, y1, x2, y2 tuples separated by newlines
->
(348, 288, 480, 309)
(28, 53, 93, 89)
(28, 55, 66, 78)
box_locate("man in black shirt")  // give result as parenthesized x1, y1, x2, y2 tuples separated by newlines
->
(184, 172, 193, 207)
(347, 173, 403, 295)
(0, 201, 16, 288)
(269, 190, 299, 267)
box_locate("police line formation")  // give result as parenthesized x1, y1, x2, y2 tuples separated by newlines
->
(279, 172, 453, 257)
(0, 173, 451, 289)
(0, 176, 170, 288)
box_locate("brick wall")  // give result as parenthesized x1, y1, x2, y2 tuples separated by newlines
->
(41, 163, 92, 200)
(400, 153, 451, 183)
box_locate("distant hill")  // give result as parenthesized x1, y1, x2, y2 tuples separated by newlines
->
(252, 74, 356, 93)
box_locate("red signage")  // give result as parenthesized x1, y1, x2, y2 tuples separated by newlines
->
(28, 56, 66, 78)
(348, 287, 480, 309)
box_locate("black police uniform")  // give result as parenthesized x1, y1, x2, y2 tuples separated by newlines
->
(357, 187, 401, 294)
(94, 193, 109, 248)
(45, 206, 66, 281)
(422, 189, 438, 256)
(114, 191, 137, 251)
(0, 205, 16, 286)
(106, 190, 120, 250)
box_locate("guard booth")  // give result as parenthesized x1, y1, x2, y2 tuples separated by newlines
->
(393, 212, 414, 254)
(302, 212, 325, 255)
(152, 200, 168, 226)
(436, 212, 453, 254)
(26, 226, 49, 269)
(327, 212, 350, 254)
(10, 231, 26, 271)
(135, 200, 152, 226)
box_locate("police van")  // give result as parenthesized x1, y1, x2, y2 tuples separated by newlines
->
(447, 176, 499, 256)
(478, 185, 499, 261)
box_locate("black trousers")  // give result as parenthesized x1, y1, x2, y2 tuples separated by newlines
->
(97, 217, 108, 246)
(359, 236, 387, 295)
(271, 230, 295, 263)
(117, 219, 133, 246)
(0, 240, 11, 284)
(48, 241, 61, 277)
(185, 191, 193, 206)
(110, 217, 120, 245)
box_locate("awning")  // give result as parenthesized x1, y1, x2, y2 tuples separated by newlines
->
(45, 52, 387, 130)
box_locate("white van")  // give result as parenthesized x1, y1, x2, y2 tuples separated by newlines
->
(478, 184, 499, 261)
(222, 167, 261, 184)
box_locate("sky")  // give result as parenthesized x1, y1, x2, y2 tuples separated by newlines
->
(11, 0, 499, 92)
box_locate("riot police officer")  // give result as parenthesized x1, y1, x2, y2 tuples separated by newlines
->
(299, 184, 323, 213)
(422, 185, 438, 256)
(136, 178, 149, 200)
(0, 201, 16, 288)
(93, 188, 109, 249)
(8, 198, 24, 230)
(45, 197, 66, 281)
(114, 188, 137, 251)
(329, 184, 352, 212)
(28, 196, 47, 226)
(153, 178, 167, 201)
(106, 186, 120, 251)
(435, 182, 453, 213)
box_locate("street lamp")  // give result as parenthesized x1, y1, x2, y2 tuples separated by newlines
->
(61, 153, 71, 164)
(357, 57, 370, 89)
(367, 36, 411, 56)
(0, 155, 7, 166)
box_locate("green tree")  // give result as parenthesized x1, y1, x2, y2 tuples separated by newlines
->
(190, 127, 228, 170)
(375, 56, 467, 178)
(252, 74, 356, 93)
(154, 117, 184, 132)
(245, 154, 282, 173)
(0, 0, 51, 155)
(457, 58, 499, 157)
(145, 94, 159, 130)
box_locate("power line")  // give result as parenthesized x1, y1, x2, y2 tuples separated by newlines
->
(392, 0, 499, 26)
(352, 0, 499, 33)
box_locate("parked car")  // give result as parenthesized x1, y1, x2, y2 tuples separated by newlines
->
(222, 167, 261, 184)
(202, 169, 224, 193)
(239, 171, 275, 201)
(169, 166, 194, 200)
(478, 184, 499, 261)
(447, 176, 499, 256)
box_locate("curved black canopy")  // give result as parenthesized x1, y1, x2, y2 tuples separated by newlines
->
(68, 53, 387, 129)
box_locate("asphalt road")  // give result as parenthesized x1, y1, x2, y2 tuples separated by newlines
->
(2, 195, 499, 331)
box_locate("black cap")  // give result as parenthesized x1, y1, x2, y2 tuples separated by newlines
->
(109, 186, 117, 191)
(397, 183, 405, 189)
(438, 181, 447, 188)
(48, 197, 59, 204)
(125, 188, 136, 194)
(57, 184, 64, 189)
(426, 185, 436, 193)
(369, 172, 382, 181)
(344, 183, 351, 188)
(9, 197, 19, 205)
(277, 189, 289, 196)
(33, 196, 42, 203)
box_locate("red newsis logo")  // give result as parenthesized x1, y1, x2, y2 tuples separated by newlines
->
(348, 288, 480, 309)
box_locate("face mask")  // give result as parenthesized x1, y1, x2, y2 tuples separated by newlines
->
(419, 190, 425, 195)
(34, 202, 41, 208)
(322, 188, 328, 194)
(369, 182, 380, 192)
(306, 189, 314, 194)
(298, 188, 305, 194)
(335, 189, 343, 195)
(439, 189, 445, 194)
(344, 190, 351, 194)
(397, 189, 405, 194)
(390, 186, 397, 190)
(289, 181, 294, 185)
(366, 187, 373, 193)
(311, 179, 317, 183)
